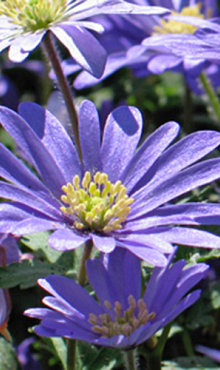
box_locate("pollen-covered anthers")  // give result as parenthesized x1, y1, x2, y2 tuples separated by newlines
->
(153, 4, 204, 35)
(60, 171, 134, 233)
(88, 295, 155, 338)
(0, 0, 69, 32)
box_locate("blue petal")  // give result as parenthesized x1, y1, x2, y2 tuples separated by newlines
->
(52, 25, 107, 78)
(18, 102, 81, 182)
(78, 100, 102, 173)
(101, 105, 142, 182)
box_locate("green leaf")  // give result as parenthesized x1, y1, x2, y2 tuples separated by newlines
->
(21, 232, 65, 263)
(50, 338, 67, 370)
(197, 248, 220, 262)
(0, 338, 20, 370)
(210, 281, 220, 310)
(0, 258, 75, 289)
(162, 355, 220, 369)
(76, 341, 123, 370)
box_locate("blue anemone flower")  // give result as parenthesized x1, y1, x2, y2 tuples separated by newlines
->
(25, 249, 209, 349)
(0, 0, 168, 78)
(0, 100, 220, 265)
(70, 0, 220, 93)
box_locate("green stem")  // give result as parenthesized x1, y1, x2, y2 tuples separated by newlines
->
(182, 329, 194, 357)
(124, 349, 138, 370)
(67, 242, 93, 368)
(42, 31, 82, 160)
(143, 323, 172, 370)
(200, 72, 220, 124)
(78, 240, 93, 286)
(67, 339, 76, 370)
(153, 323, 171, 355)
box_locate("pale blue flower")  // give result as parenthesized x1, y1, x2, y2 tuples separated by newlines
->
(0, 0, 169, 77)
(25, 249, 209, 349)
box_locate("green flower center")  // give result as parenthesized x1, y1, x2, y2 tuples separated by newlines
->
(154, 4, 204, 35)
(0, 0, 70, 31)
(60, 171, 134, 233)
(88, 295, 155, 338)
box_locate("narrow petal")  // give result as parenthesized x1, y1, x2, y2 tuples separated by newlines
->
(145, 259, 185, 312)
(119, 243, 169, 266)
(121, 121, 180, 193)
(48, 229, 90, 251)
(147, 54, 182, 74)
(15, 32, 44, 52)
(78, 100, 101, 172)
(91, 234, 116, 253)
(196, 345, 220, 363)
(132, 158, 220, 217)
(133, 129, 220, 199)
(18, 102, 81, 181)
(8, 44, 29, 63)
(0, 203, 56, 234)
(161, 290, 201, 324)
(0, 143, 55, 204)
(91, 1, 170, 16)
(101, 106, 142, 182)
(68, 0, 169, 19)
(38, 275, 102, 317)
(87, 249, 141, 309)
(160, 264, 209, 316)
(8, 217, 56, 235)
(0, 181, 60, 218)
(87, 257, 120, 309)
(52, 25, 107, 78)
(117, 233, 173, 253)
(0, 106, 67, 198)
(74, 51, 129, 90)
(25, 308, 97, 341)
(125, 203, 220, 230)
(151, 226, 220, 249)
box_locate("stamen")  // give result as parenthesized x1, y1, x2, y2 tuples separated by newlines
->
(60, 171, 134, 233)
(88, 296, 155, 338)
(0, 0, 73, 32)
(153, 4, 204, 35)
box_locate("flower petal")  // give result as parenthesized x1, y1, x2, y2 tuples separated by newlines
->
(39, 275, 102, 317)
(0, 143, 54, 204)
(0, 203, 56, 235)
(0, 106, 67, 198)
(125, 202, 220, 230)
(91, 234, 116, 253)
(119, 243, 169, 266)
(87, 249, 141, 309)
(151, 226, 220, 249)
(101, 105, 142, 182)
(134, 129, 220, 199)
(18, 102, 81, 181)
(48, 229, 90, 251)
(121, 121, 180, 193)
(132, 158, 220, 217)
(78, 100, 101, 172)
(52, 25, 107, 78)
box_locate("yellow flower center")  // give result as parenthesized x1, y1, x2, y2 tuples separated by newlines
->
(88, 295, 155, 338)
(154, 4, 204, 35)
(0, 0, 70, 32)
(60, 171, 134, 233)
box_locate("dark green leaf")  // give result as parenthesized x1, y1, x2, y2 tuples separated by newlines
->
(162, 355, 220, 369)
(0, 259, 75, 289)
(77, 341, 123, 370)
(0, 338, 20, 370)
